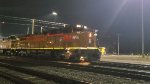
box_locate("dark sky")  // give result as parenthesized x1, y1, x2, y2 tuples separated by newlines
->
(0, 0, 150, 54)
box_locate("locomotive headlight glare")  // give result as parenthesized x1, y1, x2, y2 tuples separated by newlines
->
(80, 56, 84, 59)
(80, 56, 85, 61)
(76, 24, 81, 28)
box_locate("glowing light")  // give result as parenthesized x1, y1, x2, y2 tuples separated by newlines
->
(80, 56, 85, 62)
(52, 11, 58, 16)
(63, 24, 67, 27)
(76, 24, 81, 28)
(94, 33, 97, 36)
(84, 26, 87, 29)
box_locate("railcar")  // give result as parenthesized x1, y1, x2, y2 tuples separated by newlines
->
(0, 25, 101, 62)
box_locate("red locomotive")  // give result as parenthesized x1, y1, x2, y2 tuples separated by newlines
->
(0, 24, 101, 62)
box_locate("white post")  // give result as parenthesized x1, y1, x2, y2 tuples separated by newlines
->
(32, 19, 35, 34)
(27, 27, 29, 35)
(41, 26, 43, 34)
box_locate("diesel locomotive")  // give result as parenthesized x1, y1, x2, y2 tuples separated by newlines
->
(0, 24, 101, 62)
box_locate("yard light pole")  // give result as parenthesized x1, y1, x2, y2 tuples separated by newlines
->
(117, 33, 120, 55)
(141, 0, 144, 57)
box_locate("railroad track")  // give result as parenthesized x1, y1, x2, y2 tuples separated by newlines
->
(0, 62, 89, 84)
(0, 70, 33, 84)
(0, 56, 150, 82)
(42, 61, 150, 81)
(91, 61, 150, 71)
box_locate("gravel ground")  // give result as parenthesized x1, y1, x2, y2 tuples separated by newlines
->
(24, 66, 150, 84)
(101, 55, 150, 65)
(0, 56, 149, 84)
(0, 77, 15, 84)
(0, 67, 58, 84)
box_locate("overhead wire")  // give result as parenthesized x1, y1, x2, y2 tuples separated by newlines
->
(0, 15, 32, 22)
(0, 15, 68, 28)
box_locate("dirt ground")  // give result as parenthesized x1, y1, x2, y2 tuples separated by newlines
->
(101, 55, 150, 65)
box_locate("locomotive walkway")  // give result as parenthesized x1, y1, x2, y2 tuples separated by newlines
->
(101, 55, 150, 65)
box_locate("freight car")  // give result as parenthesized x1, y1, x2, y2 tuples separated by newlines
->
(0, 25, 101, 62)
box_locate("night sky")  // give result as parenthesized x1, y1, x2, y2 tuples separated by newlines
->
(0, 0, 150, 54)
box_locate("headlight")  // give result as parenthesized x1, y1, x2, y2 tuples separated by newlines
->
(80, 56, 85, 62)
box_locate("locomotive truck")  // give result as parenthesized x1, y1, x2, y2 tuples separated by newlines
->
(0, 24, 101, 62)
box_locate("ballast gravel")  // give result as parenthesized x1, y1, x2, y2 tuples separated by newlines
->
(24, 66, 150, 84)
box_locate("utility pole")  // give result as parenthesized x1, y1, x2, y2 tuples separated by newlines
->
(117, 34, 120, 55)
(31, 19, 35, 34)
